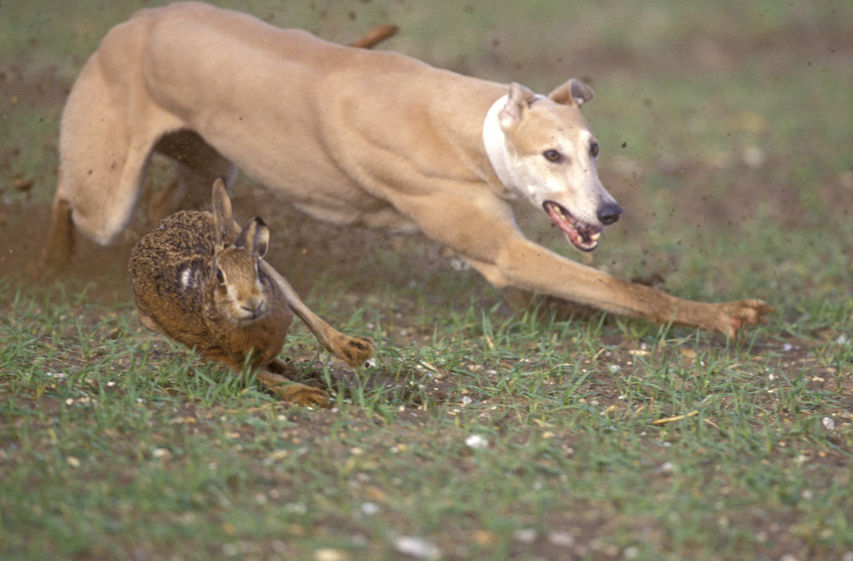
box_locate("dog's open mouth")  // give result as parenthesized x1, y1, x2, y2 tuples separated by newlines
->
(543, 200, 601, 252)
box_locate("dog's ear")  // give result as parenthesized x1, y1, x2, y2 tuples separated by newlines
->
(498, 82, 537, 131)
(548, 78, 595, 107)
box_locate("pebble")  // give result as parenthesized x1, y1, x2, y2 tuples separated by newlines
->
(314, 548, 347, 561)
(393, 536, 441, 560)
(547, 531, 575, 547)
(465, 434, 489, 449)
(513, 528, 537, 543)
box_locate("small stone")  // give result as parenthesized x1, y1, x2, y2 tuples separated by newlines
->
(393, 536, 440, 560)
(360, 502, 379, 516)
(547, 531, 575, 547)
(314, 548, 347, 561)
(465, 434, 488, 449)
(623, 546, 640, 559)
(513, 528, 537, 543)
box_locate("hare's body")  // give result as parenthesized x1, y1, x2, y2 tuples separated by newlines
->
(127, 179, 374, 406)
(129, 210, 291, 372)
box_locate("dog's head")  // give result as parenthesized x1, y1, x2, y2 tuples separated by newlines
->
(483, 79, 621, 252)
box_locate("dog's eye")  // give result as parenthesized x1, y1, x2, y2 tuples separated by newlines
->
(215, 267, 225, 284)
(543, 149, 562, 163)
(590, 142, 600, 158)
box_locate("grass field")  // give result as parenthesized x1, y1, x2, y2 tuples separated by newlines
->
(1, 1, 851, 560)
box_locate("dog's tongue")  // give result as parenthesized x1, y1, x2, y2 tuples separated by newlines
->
(544, 202, 600, 252)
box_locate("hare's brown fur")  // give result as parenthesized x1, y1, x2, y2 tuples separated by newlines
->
(129, 179, 330, 407)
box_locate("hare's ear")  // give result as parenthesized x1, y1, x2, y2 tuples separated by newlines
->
(211, 177, 233, 247)
(235, 217, 270, 259)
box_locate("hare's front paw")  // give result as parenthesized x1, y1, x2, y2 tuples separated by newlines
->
(340, 336, 375, 367)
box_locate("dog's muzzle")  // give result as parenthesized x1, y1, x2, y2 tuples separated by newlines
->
(543, 200, 620, 252)
(597, 202, 622, 226)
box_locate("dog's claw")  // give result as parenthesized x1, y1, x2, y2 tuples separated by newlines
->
(720, 299, 774, 338)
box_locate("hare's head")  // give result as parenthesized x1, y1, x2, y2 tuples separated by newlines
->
(210, 179, 272, 325)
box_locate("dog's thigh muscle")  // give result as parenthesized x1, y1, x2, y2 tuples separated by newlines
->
(57, 61, 152, 245)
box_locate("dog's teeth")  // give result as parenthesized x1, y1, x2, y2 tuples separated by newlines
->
(591, 231, 600, 241)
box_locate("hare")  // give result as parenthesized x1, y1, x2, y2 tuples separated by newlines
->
(128, 178, 374, 406)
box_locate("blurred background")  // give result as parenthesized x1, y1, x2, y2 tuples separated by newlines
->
(1, 1, 851, 306)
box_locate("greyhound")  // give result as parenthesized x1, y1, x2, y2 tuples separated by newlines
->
(45, 2, 771, 337)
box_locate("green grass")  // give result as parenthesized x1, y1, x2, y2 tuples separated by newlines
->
(2, 282, 849, 560)
(2, 1, 852, 560)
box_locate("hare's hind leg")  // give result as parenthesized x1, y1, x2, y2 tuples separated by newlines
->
(256, 368, 331, 408)
(198, 349, 330, 407)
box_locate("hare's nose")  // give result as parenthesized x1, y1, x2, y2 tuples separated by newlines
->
(241, 299, 265, 318)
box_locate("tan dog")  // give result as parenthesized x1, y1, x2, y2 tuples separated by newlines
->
(46, 2, 771, 336)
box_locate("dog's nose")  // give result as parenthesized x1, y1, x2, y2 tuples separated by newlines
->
(597, 202, 622, 225)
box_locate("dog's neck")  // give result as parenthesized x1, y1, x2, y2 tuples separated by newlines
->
(482, 94, 545, 201)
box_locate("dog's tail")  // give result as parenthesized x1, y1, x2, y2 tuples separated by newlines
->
(349, 24, 398, 49)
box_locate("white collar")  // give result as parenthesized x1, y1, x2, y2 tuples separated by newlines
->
(482, 94, 516, 195)
(482, 93, 547, 198)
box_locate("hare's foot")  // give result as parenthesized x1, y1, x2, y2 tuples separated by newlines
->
(327, 332, 375, 368)
(266, 357, 298, 376)
(266, 357, 326, 386)
(136, 312, 168, 335)
(256, 369, 330, 408)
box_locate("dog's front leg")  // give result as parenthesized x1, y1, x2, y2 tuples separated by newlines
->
(398, 191, 770, 337)
(471, 235, 771, 337)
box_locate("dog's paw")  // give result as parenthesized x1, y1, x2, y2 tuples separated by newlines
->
(719, 299, 774, 338)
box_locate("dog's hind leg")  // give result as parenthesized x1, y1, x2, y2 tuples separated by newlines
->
(44, 195, 75, 270)
(147, 130, 237, 224)
(44, 54, 173, 267)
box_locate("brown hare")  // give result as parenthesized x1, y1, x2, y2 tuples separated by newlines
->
(128, 178, 374, 406)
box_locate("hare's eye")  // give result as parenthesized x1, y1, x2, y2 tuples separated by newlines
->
(215, 267, 225, 284)
(543, 149, 562, 163)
